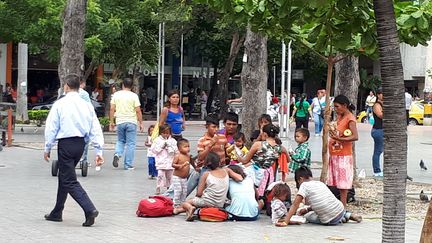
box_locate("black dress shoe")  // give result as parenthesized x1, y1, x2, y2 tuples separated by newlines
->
(82, 210, 99, 227)
(44, 214, 62, 222)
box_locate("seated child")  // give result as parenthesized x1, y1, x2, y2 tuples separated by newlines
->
(151, 124, 178, 195)
(271, 183, 291, 227)
(282, 166, 362, 226)
(172, 139, 191, 209)
(226, 132, 249, 165)
(178, 152, 243, 221)
(288, 128, 311, 174)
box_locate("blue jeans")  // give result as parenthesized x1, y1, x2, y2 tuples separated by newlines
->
(371, 128, 383, 173)
(147, 157, 157, 177)
(313, 113, 324, 135)
(115, 122, 137, 169)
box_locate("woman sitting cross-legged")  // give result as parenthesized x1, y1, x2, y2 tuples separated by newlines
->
(176, 152, 243, 221)
(224, 165, 260, 221)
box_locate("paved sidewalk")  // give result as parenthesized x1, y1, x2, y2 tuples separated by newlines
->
(0, 146, 426, 242)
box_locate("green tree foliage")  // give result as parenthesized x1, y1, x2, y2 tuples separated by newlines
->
(0, 0, 159, 75)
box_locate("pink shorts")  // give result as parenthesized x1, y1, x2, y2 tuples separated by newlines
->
(327, 155, 353, 190)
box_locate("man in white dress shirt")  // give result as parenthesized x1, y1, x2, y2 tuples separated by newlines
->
(44, 74, 104, 227)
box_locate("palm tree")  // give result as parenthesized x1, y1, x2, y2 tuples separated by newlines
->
(373, 1, 408, 242)
(420, 201, 432, 242)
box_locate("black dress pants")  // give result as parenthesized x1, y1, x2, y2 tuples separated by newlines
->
(50, 137, 96, 217)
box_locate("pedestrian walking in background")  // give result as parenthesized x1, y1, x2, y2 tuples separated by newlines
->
(405, 88, 412, 125)
(365, 90, 376, 123)
(110, 78, 144, 170)
(43, 74, 104, 227)
(159, 89, 186, 141)
(200, 90, 208, 120)
(79, 80, 91, 166)
(327, 95, 358, 207)
(291, 93, 312, 129)
(311, 90, 325, 136)
(371, 89, 383, 177)
(187, 87, 196, 120)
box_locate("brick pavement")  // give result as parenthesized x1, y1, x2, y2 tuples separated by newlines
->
(0, 145, 426, 242)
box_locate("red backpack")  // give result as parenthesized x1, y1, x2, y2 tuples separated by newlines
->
(136, 196, 174, 217)
(197, 208, 228, 222)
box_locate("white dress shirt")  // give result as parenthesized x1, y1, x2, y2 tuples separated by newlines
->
(44, 92, 104, 156)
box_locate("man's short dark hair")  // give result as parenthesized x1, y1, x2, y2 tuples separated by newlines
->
(223, 112, 238, 123)
(64, 74, 81, 90)
(205, 116, 219, 126)
(122, 78, 133, 89)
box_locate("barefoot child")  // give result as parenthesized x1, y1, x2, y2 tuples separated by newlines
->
(288, 128, 311, 174)
(151, 124, 178, 195)
(282, 166, 362, 226)
(226, 132, 249, 165)
(172, 139, 191, 209)
(145, 125, 157, 179)
(179, 152, 243, 221)
(271, 183, 291, 227)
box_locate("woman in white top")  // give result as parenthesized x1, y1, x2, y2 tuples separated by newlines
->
(310, 90, 325, 136)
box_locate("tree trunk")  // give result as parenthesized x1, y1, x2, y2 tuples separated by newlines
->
(320, 56, 334, 182)
(58, 0, 87, 88)
(420, 201, 432, 243)
(16, 43, 28, 122)
(334, 54, 361, 186)
(373, 1, 407, 242)
(83, 60, 96, 83)
(217, 32, 245, 119)
(241, 27, 267, 143)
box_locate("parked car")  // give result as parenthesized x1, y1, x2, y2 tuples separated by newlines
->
(30, 96, 105, 117)
(356, 101, 424, 125)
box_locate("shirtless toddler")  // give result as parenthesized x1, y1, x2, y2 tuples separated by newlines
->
(172, 139, 191, 208)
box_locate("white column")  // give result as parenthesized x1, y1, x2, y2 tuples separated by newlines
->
(423, 40, 432, 125)
(17, 43, 28, 121)
(280, 42, 286, 137)
(287, 41, 292, 133)
(157, 23, 162, 121)
(0, 44, 7, 90)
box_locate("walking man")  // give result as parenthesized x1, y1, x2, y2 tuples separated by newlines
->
(405, 88, 412, 126)
(79, 80, 91, 165)
(109, 78, 144, 170)
(44, 74, 104, 227)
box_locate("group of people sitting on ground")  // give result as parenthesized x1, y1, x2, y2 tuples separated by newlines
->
(142, 92, 362, 226)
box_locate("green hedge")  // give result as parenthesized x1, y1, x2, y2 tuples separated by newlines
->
(99, 117, 110, 126)
(28, 110, 49, 122)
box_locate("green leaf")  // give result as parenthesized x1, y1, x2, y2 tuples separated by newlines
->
(417, 15, 429, 30)
(411, 10, 423, 19)
(258, 1, 265, 13)
(234, 5, 244, 13)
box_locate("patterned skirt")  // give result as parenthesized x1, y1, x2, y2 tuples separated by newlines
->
(327, 155, 353, 190)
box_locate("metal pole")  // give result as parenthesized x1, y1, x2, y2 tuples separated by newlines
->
(287, 41, 293, 133)
(180, 30, 184, 106)
(280, 42, 286, 137)
(157, 23, 161, 121)
(161, 22, 165, 110)
(273, 59, 276, 96)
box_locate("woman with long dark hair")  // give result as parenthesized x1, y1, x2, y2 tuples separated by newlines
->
(159, 90, 186, 141)
(327, 95, 358, 207)
(371, 89, 383, 177)
(291, 93, 312, 129)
